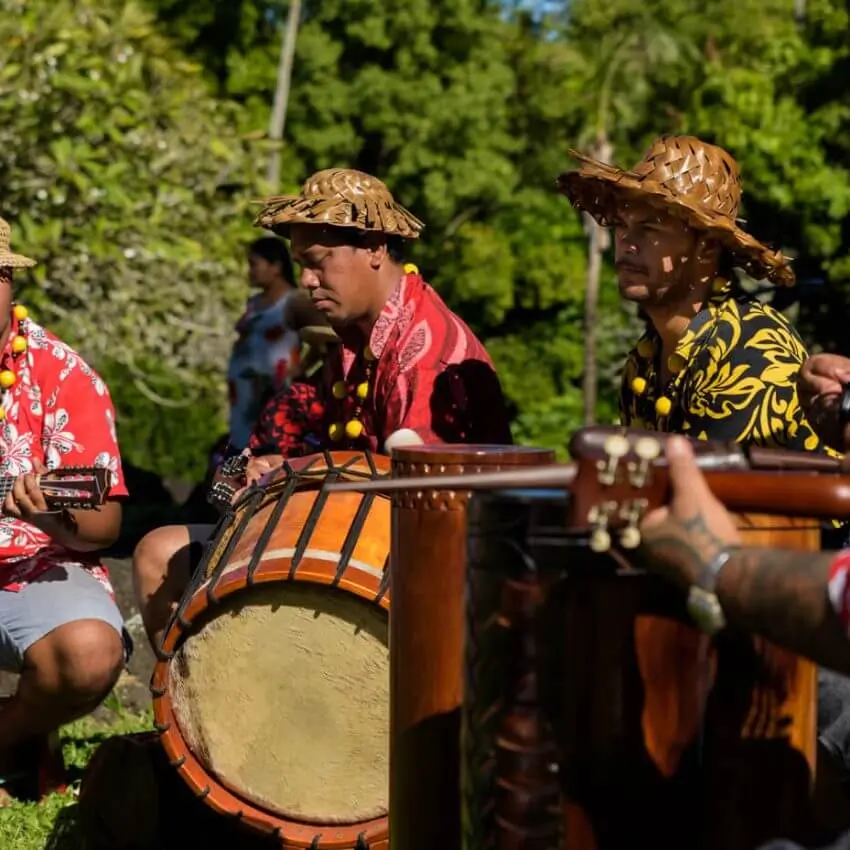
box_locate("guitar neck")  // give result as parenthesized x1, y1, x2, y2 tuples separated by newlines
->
(0, 471, 107, 510)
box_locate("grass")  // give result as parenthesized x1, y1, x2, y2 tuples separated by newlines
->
(0, 691, 152, 850)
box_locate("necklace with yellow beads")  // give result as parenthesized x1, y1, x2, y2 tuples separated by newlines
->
(328, 344, 377, 444)
(0, 304, 30, 422)
(628, 278, 730, 428)
(326, 263, 419, 447)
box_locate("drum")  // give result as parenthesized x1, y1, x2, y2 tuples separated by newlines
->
(461, 488, 821, 850)
(389, 445, 556, 850)
(151, 451, 392, 849)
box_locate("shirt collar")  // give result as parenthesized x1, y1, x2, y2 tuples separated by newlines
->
(339, 271, 421, 360)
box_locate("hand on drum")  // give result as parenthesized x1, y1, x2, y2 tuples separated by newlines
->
(798, 353, 850, 449)
(231, 454, 284, 503)
(3, 457, 52, 523)
(638, 436, 741, 588)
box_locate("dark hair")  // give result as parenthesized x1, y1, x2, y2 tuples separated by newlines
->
(249, 237, 294, 284)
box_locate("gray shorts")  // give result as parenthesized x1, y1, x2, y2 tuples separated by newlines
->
(0, 564, 131, 673)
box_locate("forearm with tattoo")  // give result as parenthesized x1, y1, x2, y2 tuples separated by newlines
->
(716, 549, 850, 677)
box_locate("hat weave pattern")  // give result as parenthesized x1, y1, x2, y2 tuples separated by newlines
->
(557, 135, 794, 286)
(256, 169, 424, 240)
(0, 218, 36, 269)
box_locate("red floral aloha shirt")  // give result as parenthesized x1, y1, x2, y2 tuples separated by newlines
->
(0, 313, 127, 593)
(248, 379, 326, 458)
(247, 271, 512, 455)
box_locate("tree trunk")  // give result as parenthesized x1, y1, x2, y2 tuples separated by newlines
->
(266, 0, 302, 189)
(582, 131, 612, 426)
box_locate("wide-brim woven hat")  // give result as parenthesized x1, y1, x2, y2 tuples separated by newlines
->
(0, 218, 35, 269)
(557, 135, 794, 286)
(255, 169, 425, 240)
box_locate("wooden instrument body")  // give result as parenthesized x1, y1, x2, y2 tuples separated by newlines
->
(389, 445, 556, 850)
(151, 452, 391, 850)
(462, 489, 821, 850)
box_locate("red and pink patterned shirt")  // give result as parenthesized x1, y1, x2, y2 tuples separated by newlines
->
(0, 312, 127, 593)
(245, 272, 513, 457)
(322, 271, 512, 451)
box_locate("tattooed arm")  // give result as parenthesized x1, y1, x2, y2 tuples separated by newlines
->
(714, 549, 850, 677)
(639, 436, 850, 677)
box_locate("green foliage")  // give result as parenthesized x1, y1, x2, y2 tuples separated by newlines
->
(146, 0, 637, 451)
(0, 0, 268, 477)
(0, 706, 151, 850)
(1, 0, 847, 474)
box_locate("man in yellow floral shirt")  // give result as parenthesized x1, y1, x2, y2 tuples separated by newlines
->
(558, 134, 821, 450)
(559, 135, 850, 799)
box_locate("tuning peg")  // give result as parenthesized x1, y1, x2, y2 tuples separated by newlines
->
(597, 434, 631, 486)
(629, 436, 662, 488)
(590, 528, 612, 552)
(619, 526, 641, 549)
(634, 436, 661, 461)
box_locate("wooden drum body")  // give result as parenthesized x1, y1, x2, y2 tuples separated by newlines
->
(389, 445, 555, 850)
(462, 489, 821, 850)
(151, 452, 392, 849)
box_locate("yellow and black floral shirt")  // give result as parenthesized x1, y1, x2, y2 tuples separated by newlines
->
(619, 291, 823, 451)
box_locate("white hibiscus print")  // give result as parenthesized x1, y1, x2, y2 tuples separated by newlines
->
(42, 409, 83, 469)
(94, 451, 120, 488)
(0, 421, 33, 475)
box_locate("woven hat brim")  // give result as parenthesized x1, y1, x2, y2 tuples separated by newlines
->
(557, 151, 794, 287)
(0, 251, 36, 269)
(254, 194, 425, 240)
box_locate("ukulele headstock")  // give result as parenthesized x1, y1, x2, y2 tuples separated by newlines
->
(568, 428, 670, 553)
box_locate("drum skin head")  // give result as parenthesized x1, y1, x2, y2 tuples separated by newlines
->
(168, 582, 389, 824)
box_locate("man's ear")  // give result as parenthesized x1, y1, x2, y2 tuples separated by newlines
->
(361, 233, 389, 269)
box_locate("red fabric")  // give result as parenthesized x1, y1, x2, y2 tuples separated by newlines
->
(828, 550, 850, 635)
(324, 272, 512, 451)
(0, 312, 127, 593)
(248, 380, 326, 457)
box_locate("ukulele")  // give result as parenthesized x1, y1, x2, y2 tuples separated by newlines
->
(0, 466, 113, 510)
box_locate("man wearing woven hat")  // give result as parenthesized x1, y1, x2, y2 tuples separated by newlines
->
(132, 168, 512, 650)
(559, 137, 850, 793)
(558, 135, 822, 451)
(0, 219, 129, 801)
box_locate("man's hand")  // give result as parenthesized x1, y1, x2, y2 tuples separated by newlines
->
(3, 458, 53, 523)
(798, 354, 850, 450)
(638, 436, 741, 589)
(798, 353, 850, 407)
(230, 454, 284, 504)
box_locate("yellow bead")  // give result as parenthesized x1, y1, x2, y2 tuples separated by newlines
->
(0, 370, 16, 389)
(328, 422, 344, 442)
(332, 380, 347, 399)
(637, 338, 654, 358)
(356, 381, 369, 400)
(655, 396, 673, 417)
(12, 305, 28, 321)
(403, 263, 419, 275)
(11, 335, 26, 354)
(630, 376, 647, 396)
(667, 353, 687, 374)
(712, 277, 728, 293)
(345, 419, 364, 439)
(363, 345, 376, 362)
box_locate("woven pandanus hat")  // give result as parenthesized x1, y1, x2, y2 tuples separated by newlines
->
(557, 135, 794, 286)
(255, 169, 425, 240)
(0, 218, 35, 269)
